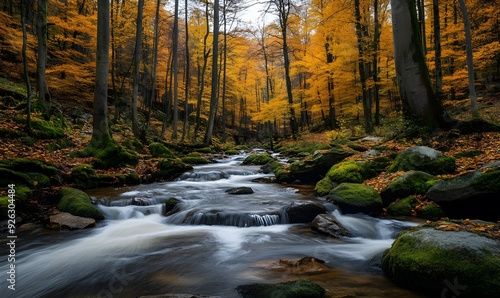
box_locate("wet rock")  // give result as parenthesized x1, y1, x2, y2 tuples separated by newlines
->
(381, 226, 500, 297)
(156, 158, 193, 180)
(311, 214, 351, 238)
(387, 196, 419, 216)
(278, 257, 329, 275)
(225, 187, 254, 195)
(285, 201, 327, 223)
(164, 198, 181, 216)
(132, 197, 151, 206)
(58, 188, 104, 220)
(380, 171, 437, 206)
(46, 213, 96, 230)
(242, 153, 275, 165)
(388, 146, 456, 175)
(287, 149, 353, 183)
(326, 183, 382, 214)
(426, 163, 500, 221)
(236, 280, 325, 298)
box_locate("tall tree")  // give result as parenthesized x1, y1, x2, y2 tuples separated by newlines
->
(21, 0, 32, 132)
(181, 0, 191, 141)
(457, 0, 479, 118)
(172, 0, 180, 139)
(204, 0, 220, 145)
(271, 0, 298, 139)
(36, 0, 51, 119)
(89, 0, 113, 148)
(432, 0, 443, 96)
(132, 0, 144, 138)
(147, 0, 162, 130)
(391, 0, 448, 129)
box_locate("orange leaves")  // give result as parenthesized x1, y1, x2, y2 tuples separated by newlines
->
(431, 219, 500, 240)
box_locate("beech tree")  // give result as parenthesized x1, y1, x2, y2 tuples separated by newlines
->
(132, 0, 144, 138)
(36, 0, 51, 119)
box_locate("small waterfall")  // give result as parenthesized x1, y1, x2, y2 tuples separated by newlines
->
(98, 204, 164, 220)
(182, 210, 283, 227)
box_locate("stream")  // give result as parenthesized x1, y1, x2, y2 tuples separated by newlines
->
(1, 153, 426, 297)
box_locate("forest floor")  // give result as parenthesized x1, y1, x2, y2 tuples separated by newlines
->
(1, 84, 499, 192)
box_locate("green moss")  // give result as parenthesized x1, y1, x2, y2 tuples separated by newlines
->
(21, 136, 36, 146)
(0, 158, 59, 176)
(71, 164, 100, 189)
(46, 137, 73, 151)
(380, 171, 437, 206)
(181, 156, 211, 165)
(30, 118, 65, 139)
(0, 168, 33, 187)
(58, 188, 104, 220)
(125, 173, 141, 185)
(243, 153, 274, 165)
(362, 156, 392, 177)
(325, 160, 364, 184)
(26, 172, 51, 188)
(0, 196, 10, 220)
(195, 147, 214, 154)
(327, 183, 382, 214)
(381, 229, 500, 297)
(149, 142, 176, 158)
(236, 280, 325, 298)
(314, 177, 334, 196)
(387, 196, 418, 216)
(347, 142, 368, 152)
(416, 202, 445, 219)
(454, 150, 483, 158)
(388, 152, 456, 175)
(471, 166, 500, 192)
(156, 158, 192, 179)
(224, 149, 240, 155)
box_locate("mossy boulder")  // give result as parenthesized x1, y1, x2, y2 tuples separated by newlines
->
(314, 177, 335, 196)
(415, 201, 445, 220)
(71, 164, 100, 189)
(243, 153, 274, 165)
(30, 118, 66, 139)
(388, 146, 456, 175)
(236, 280, 325, 298)
(285, 201, 327, 223)
(380, 171, 437, 206)
(326, 183, 382, 214)
(156, 158, 193, 180)
(75, 139, 139, 169)
(381, 226, 500, 297)
(181, 156, 211, 165)
(225, 187, 254, 195)
(426, 163, 500, 221)
(148, 142, 176, 158)
(0, 196, 12, 220)
(164, 198, 181, 215)
(325, 160, 364, 184)
(387, 196, 419, 216)
(58, 188, 104, 220)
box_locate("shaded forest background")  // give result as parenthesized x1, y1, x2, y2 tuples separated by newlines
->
(0, 0, 499, 145)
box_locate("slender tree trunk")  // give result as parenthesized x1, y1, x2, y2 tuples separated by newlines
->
(132, 0, 144, 137)
(221, 0, 228, 143)
(325, 39, 337, 129)
(111, 0, 119, 121)
(22, 0, 32, 132)
(373, 0, 381, 126)
(204, 0, 219, 145)
(457, 0, 479, 118)
(391, 0, 448, 129)
(147, 0, 161, 131)
(433, 0, 443, 96)
(181, 0, 190, 142)
(89, 0, 112, 147)
(171, 0, 180, 139)
(37, 0, 51, 119)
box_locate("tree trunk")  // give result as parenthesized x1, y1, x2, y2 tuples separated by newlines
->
(89, 0, 112, 147)
(433, 0, 443, 96)
(132, 0, 144, 137)
(391, 0, 447, 129)
(181, 0, 190, 142)
(171, 0, 180, 139)
(325, 39, 337, 129)
(221, 0, 228, 143)
(147, 0, 161, 131)
(457, 0, 479, 119)
(204, 0, 219, 145)
(22, 0, 32, 132)
(373, 0, 381, 126)
(37, 0, 51, 119)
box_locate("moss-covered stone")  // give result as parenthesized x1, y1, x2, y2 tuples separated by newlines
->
(236, 279, 325, 298)
(243, 153, 274, 165)
(125, 173, 141, 185)
(148, 142, 176, 158)
(0, 168, 33, 187)
(76, 139, 139, 169)
(0, 158, 61, 187)
(325, 160, 364, 184)
(30, 118, 66, 139)
(71, 164, 100, 189)
(454, 150, 483, 158)
(388, 146, 456, 175)
(387, 196, 419, 216)
(361, 156, 392, 177)
(58, 188, 104, 220)
(381, 171, 437, 206)
(0, 158, 60, 177)
(224, 149, 240, 155)
(327, 183, 382, 214)
(470, 166, 500, 192)
(314, 177, 335, 196)
(164, 197, 181, 215)
(0, 196, 11, 220)
(181, 156, 211, 165)
(381, 227, 500, 297)
(416, 202, 445, 219)
(156, 158, 193, 180)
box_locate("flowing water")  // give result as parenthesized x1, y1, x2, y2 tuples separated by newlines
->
(1, 154, 425, 298)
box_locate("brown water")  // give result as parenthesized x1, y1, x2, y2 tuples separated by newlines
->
(1, 154, 425, 298)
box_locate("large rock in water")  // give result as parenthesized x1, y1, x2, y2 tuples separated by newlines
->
(236, 280, 325, 298)
(426, 163, 500, 221)
(58, 188, 104, 220)
(311, 214, 351, 238)
(326, 183, 382, 214)
(380, 171, 437, 206)
(388, 146, 456, 175)
(46, 213, 96, 230)
(287, 149, 353, 183)
(285, 201, 327, 223)
(381, 226, 500, 297)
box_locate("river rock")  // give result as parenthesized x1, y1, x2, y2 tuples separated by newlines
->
(132, 197, 151, 206)
(311, 214, 351, 238)
(380, 171, 437, 206)
(285, 201, 327, 223)
(236, 280, 325, 298)
(326, 183, 382, 214)
(156, 158, 193, 180)
(278, 257, 329, 274)
(381, 226, 500, 297)
(426, 164, 500, 221)
(287, 149, 353, 183)
(225, 187, 254, 195)
(164, 198, 181, 216)
(388, 146, 456, 175)
(47, 213, 96, 230)
(58, 188, 104, 220)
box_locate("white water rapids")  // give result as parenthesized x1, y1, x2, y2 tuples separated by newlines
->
(0, 153, 421, 297)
